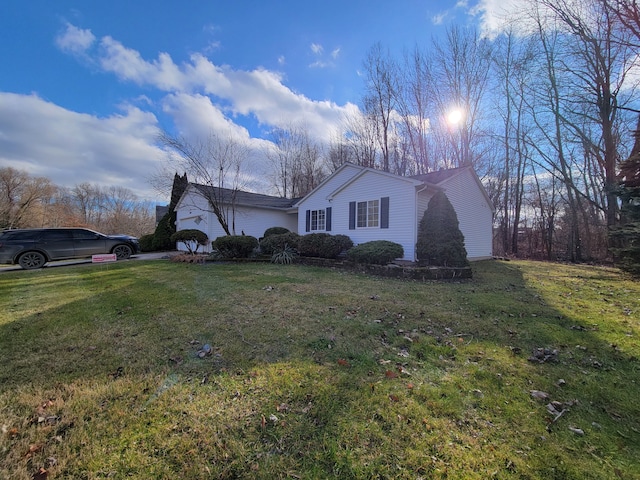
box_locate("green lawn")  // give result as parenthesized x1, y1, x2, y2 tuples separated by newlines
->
(0, 259, 638, 479)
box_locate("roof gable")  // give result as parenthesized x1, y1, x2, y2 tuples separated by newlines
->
(412, 166, 495, 212)
(326, 166, 424, 200)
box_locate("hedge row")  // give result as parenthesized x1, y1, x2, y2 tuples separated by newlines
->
(209, 227, 402, 265)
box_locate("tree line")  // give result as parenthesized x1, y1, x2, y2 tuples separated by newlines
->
(0, 166, 155, 237)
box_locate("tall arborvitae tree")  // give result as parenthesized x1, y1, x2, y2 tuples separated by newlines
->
(152, 172, 188, 251)
(416, 190, 469, 267)
(611, 118, 640, 275)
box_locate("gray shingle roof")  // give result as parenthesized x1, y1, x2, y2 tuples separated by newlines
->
(409, 166, 466, 184)
(192, 184, 299, 210)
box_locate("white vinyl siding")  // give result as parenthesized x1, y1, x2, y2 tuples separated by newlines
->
(436, 170, 494, 260)
(176, 186, 297, 252)
(306, 169, 418, 261)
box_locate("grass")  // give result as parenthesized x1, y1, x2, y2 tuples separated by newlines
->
(0, 259, 638, 479)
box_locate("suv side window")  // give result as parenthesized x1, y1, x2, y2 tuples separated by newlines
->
(41, 230, 73, 241)
(73, 229, 100, 240)
(0, 230, 42, 240)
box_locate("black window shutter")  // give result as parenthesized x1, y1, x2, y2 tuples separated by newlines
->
(349, 202, 356, 230)
(381, 197, 389, 229)
(326, 207, 332, 231)
(305, 210, 311, 232)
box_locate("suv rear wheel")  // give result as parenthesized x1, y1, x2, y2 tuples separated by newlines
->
(18, 251, 46, 269)
(113, 244, 133, 260)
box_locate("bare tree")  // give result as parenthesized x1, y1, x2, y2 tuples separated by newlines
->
(71, 182, 106, 227)
(267, 124, 326, 198)
(539, 0, 638, 228)
(159, 131, 249, 236)
(326, 131, 355, 171)
(430, 25, 493, 169)
(341, 109, 379, 169)
(491, 30, 537, 255)
(101, 185, 155, 236)
(611, 0, 640, 47)
(362, 43, 399, 172)
(0, 167, 56, 229)
(396, 46, 434, 175)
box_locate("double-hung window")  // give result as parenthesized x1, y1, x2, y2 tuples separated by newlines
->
(310, 209, 326, 231)
(356, 200, 379, 228)
(305, 207, 332, 232)
(349, 197, 389, 230)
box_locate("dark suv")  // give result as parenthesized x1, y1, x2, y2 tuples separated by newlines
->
(0, 228, 140, 269)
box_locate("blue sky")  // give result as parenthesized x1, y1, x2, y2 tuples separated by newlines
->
(0, 1, 510, 202)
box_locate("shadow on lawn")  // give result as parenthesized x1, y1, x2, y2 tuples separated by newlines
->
(1, 260, 639, 477)
(1, 260, 638, 404)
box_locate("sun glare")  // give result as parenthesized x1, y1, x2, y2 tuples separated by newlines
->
(447, 108, 464, 126)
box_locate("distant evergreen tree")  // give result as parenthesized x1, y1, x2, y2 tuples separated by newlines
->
(169, 172, 188, 210)
(611, 119, 640, 276)
(151, 172, 188, 251)
(416, 191, 469, 267)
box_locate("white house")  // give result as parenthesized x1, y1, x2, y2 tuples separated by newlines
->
(175, 184, 298, 251)
(174, 163, 494, 261)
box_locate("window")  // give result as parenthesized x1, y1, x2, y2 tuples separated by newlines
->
(311, 209, 326, 231)
(42, 230, 73, 241)
(349, 197, 389, 230)
(305, 207, 331, 232)
(73, 229, 100, 240)
(356, 200, 379, 228)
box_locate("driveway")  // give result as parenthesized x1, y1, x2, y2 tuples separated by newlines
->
(0, 252, 175, 272)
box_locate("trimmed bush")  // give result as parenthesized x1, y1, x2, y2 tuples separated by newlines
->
(263, 226, 290, 238)
(416, 191, 469, 267)
(260, 232, 300, 255)
(139, 234, 155, 252)
(298, 233, 354, 259)
(333, 234, 354, 253)
(171, 229, 209, 254)
(346, 240, 404, 265)
(212, 235, 259, 258)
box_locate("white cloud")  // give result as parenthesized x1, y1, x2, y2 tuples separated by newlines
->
(77, 28, 354, 142)
(308, 43, 340, 69)
(55, 23, 96, 55)
(0, 92, 164, 201)
(278, 55, 285, 65)
(99, 37, 186, 90)
(7, 24, 360, 200)
(468, 0, 538, 37)
(432, 12, 447, 25)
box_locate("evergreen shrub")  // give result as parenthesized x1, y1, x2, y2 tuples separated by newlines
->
(298, 233, 354, 259)
(151, 211, 176, 251)
(346, 240, 404, 265)
(263, 226, 290, 238)
(139, 234, 155, 252)
(416, 191, 469, 267)
(212, 235, 259, 258)
(260, 232, 300, 255)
